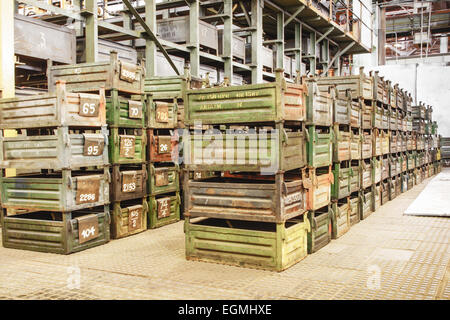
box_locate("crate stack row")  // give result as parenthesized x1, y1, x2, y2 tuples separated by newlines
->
(302, 78, 334, 253)
(47, 52, 149, 240)
(0, 82, 111, 254)
(182, 69, 311, 271)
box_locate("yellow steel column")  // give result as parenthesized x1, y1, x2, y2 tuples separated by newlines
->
(0, 0, 16, 177)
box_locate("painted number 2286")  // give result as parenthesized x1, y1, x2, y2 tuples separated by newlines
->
(79, 193, 96, 202)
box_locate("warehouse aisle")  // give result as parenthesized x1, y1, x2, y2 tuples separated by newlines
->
(0, 175, 449, 300)
(405, 168, 450, 217)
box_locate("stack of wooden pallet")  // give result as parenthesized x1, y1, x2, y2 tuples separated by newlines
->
(0, 81, 110, 254)
(48, 51, 149, 240)
(182, 69, 310, 271)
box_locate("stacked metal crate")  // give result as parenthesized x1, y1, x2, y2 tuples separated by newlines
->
(0, 81, 111, 254)
(182, 70, 310, 271)
(48, 52, 148, 240)
(316, 67, 373, 225)
(372, 72, 390, 208)
(144, 70, 189, 229)
(303, 77, 334, 252)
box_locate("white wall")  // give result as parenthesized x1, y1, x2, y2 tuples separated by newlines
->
(372, 64, 450, 137)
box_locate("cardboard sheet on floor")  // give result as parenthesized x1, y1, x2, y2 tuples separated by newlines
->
(404, 169, 450, 217)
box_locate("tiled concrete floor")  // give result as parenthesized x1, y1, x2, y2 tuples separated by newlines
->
(0, 172, 449, 300)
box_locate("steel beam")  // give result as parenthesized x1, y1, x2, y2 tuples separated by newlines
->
(189, 0, 200, 77)
(324, 42, 355, 74)
(284, 5, 305, 27)
(316, 27, 334, 44)
(145, 0, 157, 77)
(122, 0, 180, 75)
(223, 0, 233, 81)
(276, 11, 284, 70)
(85, 0, 98, 63)
(251, 0, 263, 84)
(294, 22, 302, 76)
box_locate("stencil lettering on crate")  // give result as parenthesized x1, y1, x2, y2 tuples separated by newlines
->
(128, 205, 142, 232)
(120, 135, 136, 158)
(122, 171, 138, 193)
(79, 95, 99, 117)
(76, 176, 100, 204)
(157, 197, 171, 219)
(77, 214, 99, 244)
(128, 100, 143, 119)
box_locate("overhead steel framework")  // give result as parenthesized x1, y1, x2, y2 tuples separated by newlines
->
(9, 0, 373, 85)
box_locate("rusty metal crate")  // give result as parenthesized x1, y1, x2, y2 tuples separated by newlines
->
(372, 157, 382, 184)
(307, 126, 332, 168)
(109, 128, 146, 165)
(305, 79, 333, 126)
(412, 104, 426, 119)
(389, 155, 398, 177)
(425, 122, 432, 135)
(407, 151, 416, 170)
(361, 100, 372, 129)
(186, 125, 306, 173)
(0, 82, 106, 129)
(349, 193, 360, 226)
(148, 163, 179, 196)
(381, 180, 389, 205)
(400, 153, 407, 172)
(307, 205, 331, 254)
(425, 105, 433, 122)
(110, 164, 147, 202)
(184, 173, 306, 223)
(332, 90, 351, 125)
(316, 67, 374, 100)
(48, 52, 144, 95)
(381, 107, 389, 130)
(381, 156, 389, 180)
(157, 16, 218, 53)
(106, 92, 146, 128)
(144, 73, 202, 101)
(184, 216, 309, 272)
(0, 168, 109, 214)
(389, 108, 397, 130)
(111, 198, 148, 239)
(401, 132, 407, 152)
(371, 71, 385, 104)
(0, 127, 108, 170)
(413, 119, 425, 134)
(372, 103, 383, 129)
(372, 183, 381, 212)
(395, 85, 404, 111)
(381, 130, 389, 155)
(400, 173, 408, 193)
(389, 176, 398, 200)
(350, 129, 361, 160)
(147, 99, 178, 129)
(388, 80, 397, 109)
(350, 99, 361, 128)
(331, 198, 350, 239)
(148, 129, 179, 164)
(397, 132, 403, 152)
(333, 125, 351, 162)
(185, 71, 306, 125)
(360, 188, 373, 220)
(331, 162, 351, 200)
(302, 166, 333, 211)
(361, 159, 373, 189)
(405, 92, 412, 113)
(350, 161, 360, 193)
(397, 111, 404, 132)
(1, 206, 110, 254)
(148, 191, 180, 229)
(407, 114, 413, 132)
(362, 131, 372, 159)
